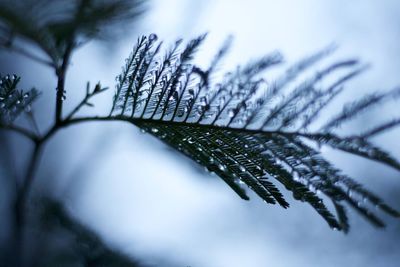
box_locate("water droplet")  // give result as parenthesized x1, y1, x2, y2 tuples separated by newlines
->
(227, 108, 235, 118)
(169, 91, 179, 101)
(140, 128, 146, 134)
(239, 165, 246, 172)
(0, 103, 5, 108)
(348, 189, 353, 197)
(16, 100, 21, 105)
(149, 33, 158, 42)
(218, 164, 226, 171)
(292, 171, 300, 181)
(197, 147, 203, 151)
(61, 95, 66, 101)
(196, 105, 204, 114)
(244, 144, 249, 149)
(23, 93, 29, 98)
(308, 184, 316, 193)
(151, 128, 159, 133)
(215, 139, 223, 145)
(209, 157, 215, 164)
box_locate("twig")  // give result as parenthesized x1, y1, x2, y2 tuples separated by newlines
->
(64, 83, 108, 121)
(13, 142, 43, 267)
(25, 110, 41, 136)
(55, 42, 75, 123)
(0, 124, 38, 141)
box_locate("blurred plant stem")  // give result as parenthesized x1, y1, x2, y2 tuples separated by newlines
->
(0, 1, 146, 265)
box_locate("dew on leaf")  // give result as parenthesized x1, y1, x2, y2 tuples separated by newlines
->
(218, 164, 226, 171)
(227, 109, 235, 118)
(149, 33, 158, 42)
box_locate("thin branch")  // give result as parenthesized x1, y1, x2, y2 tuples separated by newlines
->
(13, 142, 43, 266)
(25, 110, 41, 136)
(65, 83, 108, 122)
(55, 42, 75, 123)
(361, 118, 400, 138)
(60, 115, 316, 137)
(0, 123, 38, 141)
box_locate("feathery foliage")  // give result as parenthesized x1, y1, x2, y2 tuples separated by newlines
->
(0, 74, 39, 124)
(1, 1, 399, 265)
(106, 34, 400, 232)
(0, 0, 146, 66)
(36, 197, 144, 267)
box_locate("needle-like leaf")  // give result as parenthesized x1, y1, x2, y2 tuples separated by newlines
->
(108, 34, 400, 231)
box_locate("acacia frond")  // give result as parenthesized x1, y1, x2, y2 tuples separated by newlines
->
(109, 34, 400, 231)
(0, 74, 39, 124)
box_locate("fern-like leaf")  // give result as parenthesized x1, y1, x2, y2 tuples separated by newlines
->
(0, 74, 39, 124)
(107, 35, 400, 231)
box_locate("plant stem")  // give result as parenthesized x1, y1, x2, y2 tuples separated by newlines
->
(55, 43, 74, 123)
(0, 124, 38, 141)
(13, 141, 43, 267)
(55, 70, 66, 123)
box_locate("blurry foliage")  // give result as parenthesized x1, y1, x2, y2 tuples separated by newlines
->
(0, 74, 39, 124)
(108, 35, 400, 232)
(28, 197, 144, 267)
(0, 0, 146, 67)
(0, 0, 400, 266)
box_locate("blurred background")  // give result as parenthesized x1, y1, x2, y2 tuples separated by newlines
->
(1, 0, 400, 266)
